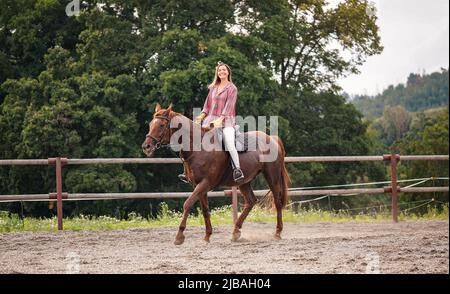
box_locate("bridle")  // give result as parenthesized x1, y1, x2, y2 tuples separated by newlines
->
(145, 115, 172, 151)
(144, 113, 194, 163)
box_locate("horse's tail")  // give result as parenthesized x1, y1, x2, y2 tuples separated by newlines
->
(259, 136, 291, 209)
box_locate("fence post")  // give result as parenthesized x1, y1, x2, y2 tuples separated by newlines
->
(384, 154, 400, 223)
(232, 186, 238, 224)
(49, 157, 67, 230)
(56, 157, 64, 230)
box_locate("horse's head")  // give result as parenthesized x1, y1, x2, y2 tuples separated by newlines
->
(142, 103, 173, 157)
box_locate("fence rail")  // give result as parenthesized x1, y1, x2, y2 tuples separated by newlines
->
(1, 154, 448, 230)
(2, 155, 448, 166)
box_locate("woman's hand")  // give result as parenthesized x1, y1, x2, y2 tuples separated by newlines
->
(194, 112, 206, 125)
(210, 116, 224, 128)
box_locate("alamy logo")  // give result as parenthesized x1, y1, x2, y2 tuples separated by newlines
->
(65, 252, 80, 274)
(366, 0, 380, 17)
(164, 108, 280, 162)
(66, 0, 80, 17)
(365, 251, 380, 274)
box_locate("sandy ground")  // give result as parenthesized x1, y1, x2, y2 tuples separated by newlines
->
(0, 220, 448, 274)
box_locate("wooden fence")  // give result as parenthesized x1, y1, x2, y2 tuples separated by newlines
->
(1, 154, 448, 230)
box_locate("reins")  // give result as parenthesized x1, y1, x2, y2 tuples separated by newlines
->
(147, 114, 195, 163)
(145, 115, 172, 150)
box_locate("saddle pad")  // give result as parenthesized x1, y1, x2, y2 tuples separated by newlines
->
(235, 131, 248, 152)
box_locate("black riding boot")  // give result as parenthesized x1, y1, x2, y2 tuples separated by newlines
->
(229, 154, 244, 183)
(233, 168, 244, 183)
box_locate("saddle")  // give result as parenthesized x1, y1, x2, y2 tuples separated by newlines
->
(216, 125, 249, 153)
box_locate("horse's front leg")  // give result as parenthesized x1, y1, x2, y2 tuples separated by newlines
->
(174, 180, 209, 245)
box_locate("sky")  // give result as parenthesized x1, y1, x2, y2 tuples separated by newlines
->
(336, 0, 449, 96)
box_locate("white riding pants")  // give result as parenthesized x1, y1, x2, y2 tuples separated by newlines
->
(223, 127, 240, 169)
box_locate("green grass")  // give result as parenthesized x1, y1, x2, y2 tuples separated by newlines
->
(0, 202, 448, 233)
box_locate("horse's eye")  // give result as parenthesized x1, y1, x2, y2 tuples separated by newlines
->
(159, 124, 164, 129)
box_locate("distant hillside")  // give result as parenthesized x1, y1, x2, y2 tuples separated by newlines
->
(351, 69, 449, 118)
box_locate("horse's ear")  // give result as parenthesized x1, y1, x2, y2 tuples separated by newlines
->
(154, 103, 161, 113)
(163, 103, 173, 116)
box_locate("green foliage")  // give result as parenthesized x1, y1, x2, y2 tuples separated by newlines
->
(393, 108, 449, 204)
(280, 90, 386, 191)
(0, 0, 83, 84)
(1, 0, 387, 218)
(381, 105, 411, 146)
(355, 69, 449, 208)
(236, 0, 382, 91)
(395, 108, 449, 157)
(1, 202, 448, 233)
(352, 69, 449, 118)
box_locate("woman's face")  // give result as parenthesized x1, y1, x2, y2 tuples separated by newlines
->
(217, 65, 229, 80)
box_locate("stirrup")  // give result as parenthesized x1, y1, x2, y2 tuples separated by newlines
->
(233, 168, 244, 183)
(178, 173, 190, 184)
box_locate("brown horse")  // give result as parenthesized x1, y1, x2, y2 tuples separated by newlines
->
(142, 103, 290, 245)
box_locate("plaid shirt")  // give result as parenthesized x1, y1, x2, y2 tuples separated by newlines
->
(201, 82, 237, 128)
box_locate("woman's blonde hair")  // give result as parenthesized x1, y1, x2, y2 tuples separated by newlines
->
(208, 61, 232, 88)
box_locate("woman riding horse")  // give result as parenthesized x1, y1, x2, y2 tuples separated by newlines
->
(142, 64, 290, 245)
(178, 61, 244, 183)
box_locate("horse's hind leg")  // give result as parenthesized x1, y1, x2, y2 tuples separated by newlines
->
(274, 196, 283, 240)
(262, 169, 283, 240)
(231, 182, 257, 242)
(199, 193, 212, 243)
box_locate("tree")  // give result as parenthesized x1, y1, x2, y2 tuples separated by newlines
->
(0, 0, 84, 85)
(234, 0, 383, 91)
(280, 90, 380, 188)
(394, 108, 449, 205)
(352, 68, 449, 117)
(382, 105, 411, 146)
(0, 0, 384, 217)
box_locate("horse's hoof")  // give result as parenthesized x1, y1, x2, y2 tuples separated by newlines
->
(203, 236, 210, 243)
(231, 231, 241, 242)
(274, 233, 282, 240)
(174, 235, 185, 245)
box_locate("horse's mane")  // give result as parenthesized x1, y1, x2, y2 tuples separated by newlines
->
(155, 109, 215, 133)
